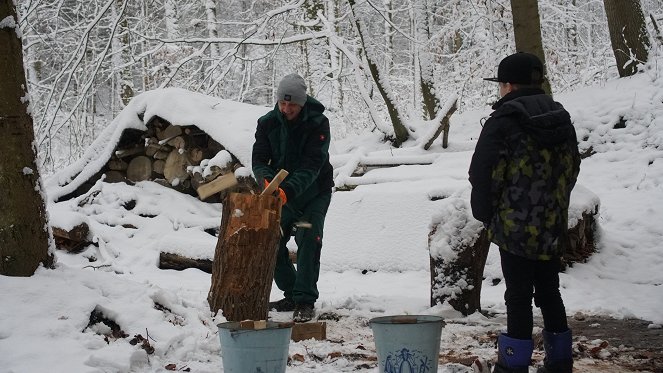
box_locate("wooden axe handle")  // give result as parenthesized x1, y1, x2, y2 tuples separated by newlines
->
(261, 169, 289, 196)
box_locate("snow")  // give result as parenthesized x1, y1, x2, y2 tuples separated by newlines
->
(2, 58, 663, 372)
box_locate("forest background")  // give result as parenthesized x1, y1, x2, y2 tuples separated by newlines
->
(17, 0, 663, 173)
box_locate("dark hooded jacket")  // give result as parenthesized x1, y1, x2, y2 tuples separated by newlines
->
(252, 96, 334, 208)
(468, 88, 581, 260)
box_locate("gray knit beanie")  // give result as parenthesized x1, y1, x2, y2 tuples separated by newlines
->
(276, 73, 307, 106)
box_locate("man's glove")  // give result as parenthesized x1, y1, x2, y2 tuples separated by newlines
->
(264, 179, 287, 205)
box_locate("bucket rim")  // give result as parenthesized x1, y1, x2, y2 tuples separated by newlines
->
(368, 314, 445, 325)
(217, 321, 294, 331)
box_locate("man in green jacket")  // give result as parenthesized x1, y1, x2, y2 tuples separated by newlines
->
(252, 73, 334, 322)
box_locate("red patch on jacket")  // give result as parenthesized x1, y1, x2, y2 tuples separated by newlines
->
(319, 134, 325, 141)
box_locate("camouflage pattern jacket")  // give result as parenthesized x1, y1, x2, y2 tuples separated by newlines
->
(469, 88, 581, 260)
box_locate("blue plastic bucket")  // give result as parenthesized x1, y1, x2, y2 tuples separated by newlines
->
(369, 315, 445, 373)
(217, 321, 292, 373)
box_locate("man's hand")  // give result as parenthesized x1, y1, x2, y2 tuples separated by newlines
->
(264, 179, 287, 205)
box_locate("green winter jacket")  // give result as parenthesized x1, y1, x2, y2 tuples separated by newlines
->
(252, 96, 334, 208)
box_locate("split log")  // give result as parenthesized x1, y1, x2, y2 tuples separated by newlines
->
(115, 146, 144, 159)
(156, 124, 182, 141)
(126, 156, 153, 182)
(159, 252, 212, 273)
(153, 159, 165, 175)
(207, 193, 282, 321)
(167, 136, 186, 150)
(163, 149, 190, 183)
(196, 173, 238, 200)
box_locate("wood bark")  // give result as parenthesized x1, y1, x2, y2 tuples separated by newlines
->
(159, 252, 212, 273)
(208, 193, 282, 321)
(348, 0, 409, 146)
(510, 0, 553, 95)
(429, 230, 490, 316)
(603, 0, 650, 77)
(0, 1, 53, 276)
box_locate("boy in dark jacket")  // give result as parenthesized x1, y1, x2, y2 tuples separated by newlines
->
(252, 73, 334, 322)
(469, 53, 581, 373)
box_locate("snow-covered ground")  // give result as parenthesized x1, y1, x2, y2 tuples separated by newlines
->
(1, 58, 663, 372)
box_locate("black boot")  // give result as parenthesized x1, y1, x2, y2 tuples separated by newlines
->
(536, 329, 573, 373)
(268, 297, 295, 312)
(493, 334, 533, 373)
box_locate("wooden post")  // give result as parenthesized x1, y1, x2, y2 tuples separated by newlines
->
(207, 193, 282, 321)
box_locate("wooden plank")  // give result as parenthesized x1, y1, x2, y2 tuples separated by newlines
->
(291, 321, 326, 342)
(196, 173, 238, 200)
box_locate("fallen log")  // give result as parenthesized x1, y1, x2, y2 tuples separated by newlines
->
(158, 252, 212, 273)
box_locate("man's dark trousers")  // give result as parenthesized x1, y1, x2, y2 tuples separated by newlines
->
(499, 249, 569, 339)
(274, 192, 332, 305)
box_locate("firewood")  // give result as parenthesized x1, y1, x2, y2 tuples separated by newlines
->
(189, 148, 204, 164)
(291, 322, 326, 342)
(159, 252, 212, 273)
(153, 150, 171, 160)
(52, 223, 90, 252)
(52, 222, 89, 242)
(163, 149, 190, 183)
(104, 170, 126, 183)
(127, 156, 153, 182)
(166, 136, 186, 150)
(196, 173, 238, 200)
(115, 146, 144, 159)
(107, 159, 128, 171)
(153, 159, 165, 175)
(156, 124, 183, 141)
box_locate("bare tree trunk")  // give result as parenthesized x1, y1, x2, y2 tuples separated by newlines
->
(415, 0, 439, 120)
(603, 0, 650, 77)
(510, 0, 553, 95)
(348, 0, 409, 146)
(0, 1, 53, 276)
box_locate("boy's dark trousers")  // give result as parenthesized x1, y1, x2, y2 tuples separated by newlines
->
(499, 249, 569, 339)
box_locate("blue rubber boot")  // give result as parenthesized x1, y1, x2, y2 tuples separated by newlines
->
(537, 329, 573, 373)
(493, 334, 533, 373)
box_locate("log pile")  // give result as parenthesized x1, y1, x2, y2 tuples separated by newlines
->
(66, 116, 258, 202)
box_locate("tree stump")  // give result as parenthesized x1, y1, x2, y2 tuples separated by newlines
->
(207, 193, 282, 321)
(428, 199, 490, 316)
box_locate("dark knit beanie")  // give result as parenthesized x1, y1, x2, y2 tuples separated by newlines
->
(276, 73, 307, 106)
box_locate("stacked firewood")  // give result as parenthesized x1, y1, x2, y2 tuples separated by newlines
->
(103, 116, 258, 202)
